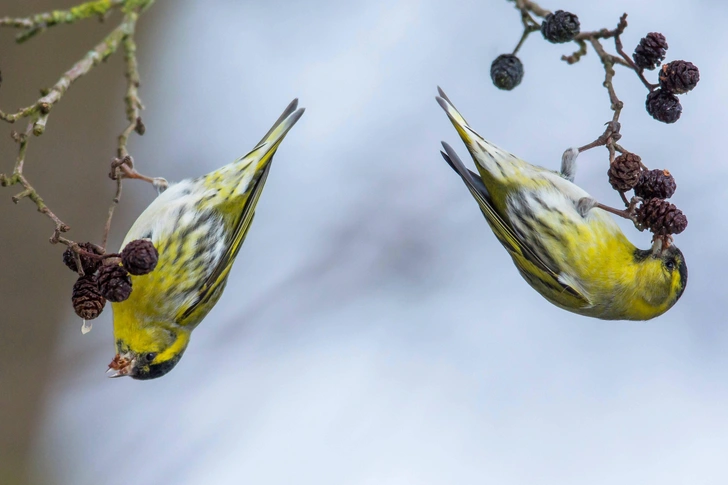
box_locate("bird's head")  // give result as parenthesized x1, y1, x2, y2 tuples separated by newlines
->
(108, 325, 190, 380)
(632, 243, 687, 317)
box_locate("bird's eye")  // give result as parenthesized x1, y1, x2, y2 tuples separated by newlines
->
(144, 352, 157, 363)
(666, 260, 675, 271)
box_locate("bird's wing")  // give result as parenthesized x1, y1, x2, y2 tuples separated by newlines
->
(440, 142, 589, 304)
(176, 102, 304, 324)
(176, 165, 269, 324)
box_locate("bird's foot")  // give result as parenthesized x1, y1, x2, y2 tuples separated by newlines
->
(578, 196, 642, 223)
(110, 155, 168, 194)
(560, 147, 579, 182)
(561, 119, 623, 182)
(576, 197, 598, 218)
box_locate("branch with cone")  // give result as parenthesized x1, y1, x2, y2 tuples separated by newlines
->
(0, 0, 167, 328)
(499, 0, 698, 249)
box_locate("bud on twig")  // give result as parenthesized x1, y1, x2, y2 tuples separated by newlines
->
(134, 116, 145, 135)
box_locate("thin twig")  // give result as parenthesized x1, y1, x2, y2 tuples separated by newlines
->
(512, 24, 540, 55)
(614, 34, 657, 91)
(561, 40, 587, 64)
(588, 37, 624, 122)
(0, 125, 71, 242)
(118, 13, 143, 158)
(102, 164, 124, 251)
(573, 12, 628, 42)
(514, 0, 551, 19)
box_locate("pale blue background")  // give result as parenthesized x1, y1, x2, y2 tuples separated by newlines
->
(29, 0, 728, 483)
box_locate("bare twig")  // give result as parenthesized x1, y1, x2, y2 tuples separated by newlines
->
(514, 0, 551, 19)
(0, 125, 71, 243)
(512, 23, 540, 55)
(562, 39, 587, 64)
(588, 37, 624, 122)
(614, 34, 657, 91)
(573, 13, 628, 42)
(103, 160, 126, 251)
(118, 14, 143, 158)
(511, 5, 541, 55)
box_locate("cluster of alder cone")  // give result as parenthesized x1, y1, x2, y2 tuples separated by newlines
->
(65, 239, 158, 320)
(489, 8, 696, 240)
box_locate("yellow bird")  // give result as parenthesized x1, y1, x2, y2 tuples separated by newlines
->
(436, 87, 686, 320)
(108, 99, 304, 379)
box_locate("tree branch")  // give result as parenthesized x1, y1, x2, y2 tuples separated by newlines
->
(0, 0, 157, 253)
(0, 0, 127, 43)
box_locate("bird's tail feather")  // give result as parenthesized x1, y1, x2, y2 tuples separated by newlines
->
(244, 99, 305, 172)
(436, 87, 522, 181)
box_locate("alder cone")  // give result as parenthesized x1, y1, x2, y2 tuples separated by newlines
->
(72, 274, 106, 320)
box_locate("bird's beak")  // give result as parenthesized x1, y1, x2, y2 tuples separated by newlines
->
(651, 235, 673, 256)
(107, 352, 136, 378)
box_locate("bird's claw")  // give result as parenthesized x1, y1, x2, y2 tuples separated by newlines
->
(560, 147, 579, 182)
(110, 155, 168, 194)
(577, 197, 598, 218)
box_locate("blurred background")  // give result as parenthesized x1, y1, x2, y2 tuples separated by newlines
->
(1, 0, 727, 483)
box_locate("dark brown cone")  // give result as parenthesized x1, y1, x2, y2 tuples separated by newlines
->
(634, 169, 677, 200)
(540, 10, 580, 44)
(121, 239, 159, 276)
(646, 89, 682, 124)
(636, 198, 688, 235)
(490, 54, 524, 91)
(632, 33, 668, 70)
(72, 274, 106, 320)
(63, 242, 104, 274)
(97, 264, 133, 302)
(659, 60, 699, 94)
(608, 153, 642, 191)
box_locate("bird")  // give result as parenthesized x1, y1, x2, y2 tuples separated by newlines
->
(108, 99, 304, 379)
(436, 87, 686, 320)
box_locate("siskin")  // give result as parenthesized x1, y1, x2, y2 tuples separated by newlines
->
(436, 88, 686, 320)
(108, 99, 304, 379)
